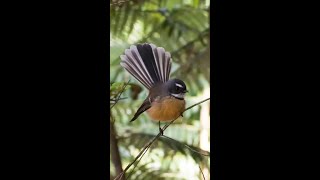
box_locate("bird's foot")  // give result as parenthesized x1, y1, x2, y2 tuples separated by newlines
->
(159, 127, 164, 136)
(158, 121, 164, 136)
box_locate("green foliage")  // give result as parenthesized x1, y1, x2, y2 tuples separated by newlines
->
(119, 132, 209, 163)
(110, 0, 210, 92)
(110, 82, 131, 97)
(110, 0, 210, 179)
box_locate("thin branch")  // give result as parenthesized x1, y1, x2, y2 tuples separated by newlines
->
(113, 97, 210, 180)
(199, 165, 206, 180)
(115, 128, 162, 180)
(110, 80, 131, 110)
(126, 145, 150, 179)
(184, 98, 210, 112)
(110, 97, 128, 102)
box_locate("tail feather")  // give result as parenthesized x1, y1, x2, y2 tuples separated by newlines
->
(120, 43, 172, 89)
(150, 44, 172, 83)
(120, 55, 151, 89)
(136, 44, 161, 83)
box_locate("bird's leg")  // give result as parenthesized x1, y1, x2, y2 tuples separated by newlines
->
(159, 121, 163, 136)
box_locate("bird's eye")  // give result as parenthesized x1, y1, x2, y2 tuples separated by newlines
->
(175, 86, 179, 91)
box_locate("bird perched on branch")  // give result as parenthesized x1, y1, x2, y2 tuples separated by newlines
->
(120, 43, 188, 134)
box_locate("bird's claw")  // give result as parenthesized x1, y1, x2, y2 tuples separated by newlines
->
(159, 127, 164, 136)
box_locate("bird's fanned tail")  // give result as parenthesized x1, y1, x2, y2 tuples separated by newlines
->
(120, 43, 172, 89)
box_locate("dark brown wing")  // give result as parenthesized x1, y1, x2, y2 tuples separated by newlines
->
(130, 98, 151, 122)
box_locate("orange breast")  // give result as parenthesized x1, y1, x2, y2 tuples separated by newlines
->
(146, 96, 186, 122)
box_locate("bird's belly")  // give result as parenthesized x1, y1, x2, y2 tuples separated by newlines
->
(147, 97, 185, 122)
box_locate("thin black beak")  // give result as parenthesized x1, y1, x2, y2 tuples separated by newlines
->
(184, 90, 188, 93)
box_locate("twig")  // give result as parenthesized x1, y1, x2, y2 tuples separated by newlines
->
(184, 98, 210, 112)
(113, 97, 210, 180)
(110, 80, 130, 110)
(126, 145, 150, 179)
(115, 128, 162, 180)
(199, 165, 206, 180)
(110, 97, 128, 102)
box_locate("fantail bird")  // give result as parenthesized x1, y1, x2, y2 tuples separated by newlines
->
(120, 43, 188, 133)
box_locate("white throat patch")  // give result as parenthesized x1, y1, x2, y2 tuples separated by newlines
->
(171, 93, 185, 99)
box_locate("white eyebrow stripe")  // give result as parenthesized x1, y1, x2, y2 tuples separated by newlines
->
(175, 83, 183, 88)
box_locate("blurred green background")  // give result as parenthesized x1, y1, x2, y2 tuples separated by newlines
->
(110, 0, 210, 179)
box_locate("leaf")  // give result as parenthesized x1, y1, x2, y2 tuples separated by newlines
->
(118, 4, 131, 37)
(111, 7, 121, 37)
(168, 24, 175, 37)
(128, 9, 138, 35)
